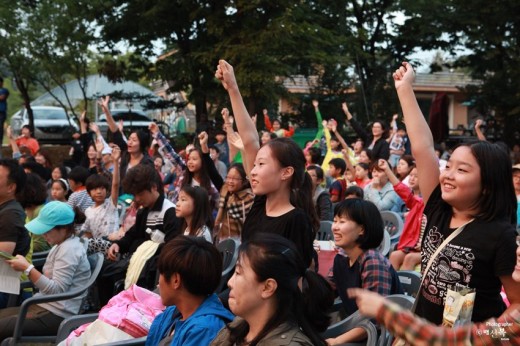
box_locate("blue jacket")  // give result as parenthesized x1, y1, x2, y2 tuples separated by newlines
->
(146, 293, 234, 346)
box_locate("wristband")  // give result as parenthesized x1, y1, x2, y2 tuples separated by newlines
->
(24, 264, 35, 276)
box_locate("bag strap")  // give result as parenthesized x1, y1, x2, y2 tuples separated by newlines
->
(411, 219, 474, 312)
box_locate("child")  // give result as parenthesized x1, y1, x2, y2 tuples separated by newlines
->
(354, 162, 371, 188)
(307, 165, 333, 221)
(263, 108, 294, 138)
(328, 158, 347, 203)
(175, 185, 213, 242)
(67, 166, 93, 213)
(81, 147, 120, 239)
(50, 179, 70, 202)
(363, 162, 403, 212)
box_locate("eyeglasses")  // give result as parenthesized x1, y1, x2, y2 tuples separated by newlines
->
(226, 176, 243, 182)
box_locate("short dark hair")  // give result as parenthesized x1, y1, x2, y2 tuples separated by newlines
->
(307, 165, 324, 181)
(209, 145, 220, 153)
(0, 158, 27, 194)
(86, 174, 110, 194)
(18, 173, 46, 208)
(345, 185, 364, 199)
(122, 163, 162, 195)
(308, 147, 322, 165)
(328, 158, 347, 175)
(157, 236, 222, 296)
(68, 166, 90, 185)
(334, 199, 383, 250)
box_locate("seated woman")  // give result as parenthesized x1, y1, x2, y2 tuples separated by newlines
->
(212, 233, 334, 346)
(1, 201, 90, 341)
(146, 236, 234, 346)
(327, 199, 403, 345)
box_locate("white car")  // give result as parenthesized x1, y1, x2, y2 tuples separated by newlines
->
(10, 106, 79, 144)
(97, 109, 170, 138)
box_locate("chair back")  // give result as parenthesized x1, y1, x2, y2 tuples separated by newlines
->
(376, 230, 391, 257)
(380, 211, 404, 246)
(215, 239, 238, 293)
(377, 294, 415, 346)
(397, 270, 421, 298)
(317, 220, 333, 241)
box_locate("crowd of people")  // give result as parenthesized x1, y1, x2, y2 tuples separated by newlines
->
(0, 60, 518, 345)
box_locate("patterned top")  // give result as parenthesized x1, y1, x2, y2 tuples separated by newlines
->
(376, 301, 520, 345)
(81, 198, 119, 238)
(67, 188, 94, 213)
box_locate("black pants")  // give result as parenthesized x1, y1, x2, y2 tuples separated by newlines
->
(0, 304, 64, 341)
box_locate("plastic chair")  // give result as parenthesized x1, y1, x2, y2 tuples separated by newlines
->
(317, 220, 334, 241)
(380, 211, 403, 246)
(215, 238, 238, 293)
(397, 270, 421, 298)
(1, 253, 104, 346)
(322, 310, 378, 346)
(377, 294, 415, 346)
(376, 230, 391, 257)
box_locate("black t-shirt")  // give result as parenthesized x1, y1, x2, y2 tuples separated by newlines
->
(242, 195, 314, 266)
(415, 185, 517, 324)
(0, 200, 30, 256)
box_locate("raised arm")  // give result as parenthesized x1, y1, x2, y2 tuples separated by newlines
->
(474, 119, 487, 141)
(393, 62, 439, 203)
(378, 159, 400, 186)
(312, 100, 324, 141)
(343, 102, 368, 144)
(97, 96, 118, 133)
(263, 108, 273, 132)
(216, 60, 259, 176)
(149, 122, 186, 170)
(110, 145, 121, 206)
(6, 126, 21, 159)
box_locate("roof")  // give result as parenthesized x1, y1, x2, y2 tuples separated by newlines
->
(413, 72, 481, 92)
(31, 74, 161, 108)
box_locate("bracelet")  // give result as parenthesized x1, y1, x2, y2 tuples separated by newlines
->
(24, 264, 35, 276)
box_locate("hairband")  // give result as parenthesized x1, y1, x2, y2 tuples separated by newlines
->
(58, 178, 70, 192)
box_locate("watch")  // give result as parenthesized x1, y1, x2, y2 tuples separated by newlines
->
(24, 264, 35, 276)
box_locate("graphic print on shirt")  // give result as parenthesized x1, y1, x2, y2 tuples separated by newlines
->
(421, 226, 474, 306)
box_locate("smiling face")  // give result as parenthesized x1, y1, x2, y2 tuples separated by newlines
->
(226, 167, 244, 193)
(371, 122, 383, 138)
(261, 131, 272, 145)
(250, 145, 286, 195)
(227, 254, 266, 320)
(272, 120, 281, 131)
(87, 145, 97, 160)
(187, 150, 202, 173)
(439, 146, 482, 212)
(332, 212, 364, 250)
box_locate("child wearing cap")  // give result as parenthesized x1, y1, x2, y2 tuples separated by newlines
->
(0, 201, 91, 341)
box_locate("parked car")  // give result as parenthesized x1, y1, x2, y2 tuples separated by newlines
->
(97, 109, 170, 139)
(10, 106, 80, 144)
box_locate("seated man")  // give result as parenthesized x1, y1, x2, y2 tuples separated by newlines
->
(146, 236, 234, 346)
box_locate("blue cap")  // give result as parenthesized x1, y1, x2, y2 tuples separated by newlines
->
(26, 201, 75, 235)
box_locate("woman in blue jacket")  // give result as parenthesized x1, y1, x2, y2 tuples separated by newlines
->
(146, 236, 234, 346)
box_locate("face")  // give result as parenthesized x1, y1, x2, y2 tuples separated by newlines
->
(272, 120, 281, 131)
(175, 190, 194, 218)
(359, 150, 370, 164)
(21, 127, 31, 138)
(226, 168, 244, 193)
(261, 132, 271, 145)
(35, 153, 46, 166)
(371, 122, 383, 137)
(187, 150, 202, 173)
(127, 133, 141, 154)
(328, 165, 339, 178)
(87, 146, 97, 160)
(513, 170, 520, 193)
(371, 169, 388, 186)
(345, 170, 354, 182)
(51, 182, 67, 201)
(158, 273, 179, 306)
(228, 254, 266, 319)
(154, 157, 163, 171)
(353, 140, 363, 154)
(42, 227, 69, 246)
(89, 186, 107, 205)
(133, 187, 158, 208)
(250, 145, 286, 195)
(68, 179, 78, 192)
(215, 134, 225, 143)
(408, 168, 419, 190)
(355, 165, 368, 180)
(209, 148, 218, 161)
(51, 167, 62, 180)
(330, 139, 340, 151)
(332, 212, 364, 250)
(0, 166, 15, 200)
(307, 169, 319, 189)
(439, 146, 482, 211)
(396, 159, 411, 176)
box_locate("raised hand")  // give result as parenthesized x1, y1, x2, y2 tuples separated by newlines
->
(117, 119, 124, 133)
(378, 158, 391, 172)
(95, 138, 104, 153)
(342, 102, 353, 120)
(312, 100, 319, 108)
(215, 60, 238, 92)
(393, 113, 399, 121)
(475, 119, 483, 129)
(149, 122, 159, 135)
(97, 95, 110, 109)
(221, 108, 230, 123)
(6, 126, 13, 139)
(89, 122, 100, 134)
(198, 131, 209, 146)
(227, 131, 244, 151)
(262, 109, 268, 115)
(80, 110, 87, 123)
(393, 62, 415, 90)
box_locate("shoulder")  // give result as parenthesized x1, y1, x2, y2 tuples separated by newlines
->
(259, 322, 313, 346)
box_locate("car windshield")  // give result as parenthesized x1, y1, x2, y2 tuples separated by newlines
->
(98, 112, 151, 122)
(34, 109, 68, 120)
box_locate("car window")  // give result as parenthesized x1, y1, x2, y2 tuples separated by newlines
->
(33, 109, 68, 120)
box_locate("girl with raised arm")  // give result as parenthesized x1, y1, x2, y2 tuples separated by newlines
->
(216, 60, 317, 267)
(393, 62, 519, 324)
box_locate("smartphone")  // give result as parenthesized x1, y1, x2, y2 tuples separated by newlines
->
(0, 251, 14, 260)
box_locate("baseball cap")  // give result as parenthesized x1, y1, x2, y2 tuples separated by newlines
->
(26, 201, 75, 235)
(513, 164, 520, 172)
